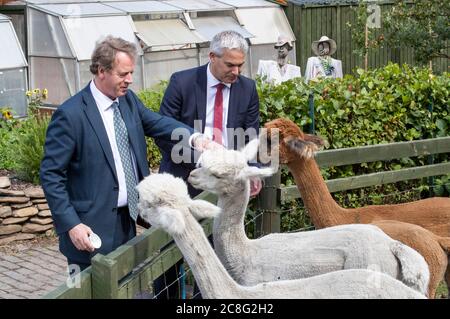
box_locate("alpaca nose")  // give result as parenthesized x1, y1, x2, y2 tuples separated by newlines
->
(188, 170, 197, 182)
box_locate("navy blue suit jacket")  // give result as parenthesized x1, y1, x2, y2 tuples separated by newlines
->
(40, 83, 193, 264)
(157, 64, 260, 194)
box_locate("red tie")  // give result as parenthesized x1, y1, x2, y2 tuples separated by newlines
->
(213, 83, 224, 145)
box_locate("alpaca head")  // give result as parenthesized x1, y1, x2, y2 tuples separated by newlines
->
(188, 139, 276, 195)
(136, 173, 221, 236)
(263, 118, 325, 164)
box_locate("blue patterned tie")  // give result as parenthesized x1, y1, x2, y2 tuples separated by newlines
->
(112, 102, 139, 222)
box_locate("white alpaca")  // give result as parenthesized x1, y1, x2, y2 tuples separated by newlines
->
(187, 139, 430, 295)
(136, 173, 425, 299)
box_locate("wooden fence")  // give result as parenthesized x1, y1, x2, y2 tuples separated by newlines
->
(43, 136, 450, 299)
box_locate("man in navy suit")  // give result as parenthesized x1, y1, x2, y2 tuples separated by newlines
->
(40, 36, 211, 273)
(157, 30, 262, 197)
(155, 30, 261, 299)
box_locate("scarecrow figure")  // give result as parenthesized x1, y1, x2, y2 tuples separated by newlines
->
(305, 35, 343, 81)
(257, 35, 301, 85)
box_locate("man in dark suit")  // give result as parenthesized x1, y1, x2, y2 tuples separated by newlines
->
(155, 30, 262, 299)
(157, 30, 262, 197)
(40, 36, 211, 273)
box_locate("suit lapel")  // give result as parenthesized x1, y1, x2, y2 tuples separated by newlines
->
(195, 65, 208, 132)
(81, 86, 118, 182)
(227, 77, 240, 129)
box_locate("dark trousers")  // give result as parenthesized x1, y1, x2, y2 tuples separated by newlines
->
(67, 206, 136, 273)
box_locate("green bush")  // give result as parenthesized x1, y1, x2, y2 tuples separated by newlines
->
(259, 63, 449, 145)
(138, 81, 168, 170)
(0, 110, 19, 170)
(13, 116, 50, 184)
(257, 63, 449, 230)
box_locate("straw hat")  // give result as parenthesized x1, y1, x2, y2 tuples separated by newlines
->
(274, 34, 293, 50)
(312, 36, 337, 56)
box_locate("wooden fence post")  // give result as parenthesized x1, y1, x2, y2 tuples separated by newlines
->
(91, 254, 119, 299)
(255, 169, 282, 236)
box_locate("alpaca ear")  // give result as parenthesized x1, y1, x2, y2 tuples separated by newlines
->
(188, 200, 221, 220)
(237, 166, 276, 180)
(285, 137, 319, 159)
(154, 207, 186, 236)
(304, 134, 326, 148)
(242, 138, 259, 161)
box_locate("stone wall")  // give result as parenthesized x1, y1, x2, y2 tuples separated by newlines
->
(0, 176, 54, 245)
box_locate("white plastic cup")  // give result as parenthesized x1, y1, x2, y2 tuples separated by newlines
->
(88, 232, 102, 249)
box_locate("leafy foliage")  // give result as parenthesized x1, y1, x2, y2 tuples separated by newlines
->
(137, 81, 168, 170)
(13, 116, 50, 184)
(351, 0, 450, 64)
(257, 63, 449, 230)
(1, 89, 50, 183)
(383, 0, 449, 64)
(348, 2, 385, 58)
(0, 107, 19, 170)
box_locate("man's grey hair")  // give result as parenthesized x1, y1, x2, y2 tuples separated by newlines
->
(90, 35, 137, 75)
(210, 30, 248, 57)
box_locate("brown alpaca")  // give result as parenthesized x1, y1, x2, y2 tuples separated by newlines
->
(263, 117, 450, 298)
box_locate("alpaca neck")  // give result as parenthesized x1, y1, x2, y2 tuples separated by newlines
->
(172, 213, 242, 299)
(287, 157, 353, 227)
(213, 180, 250, 267)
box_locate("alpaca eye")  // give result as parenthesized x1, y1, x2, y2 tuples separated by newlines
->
(211, 173, 222, 179)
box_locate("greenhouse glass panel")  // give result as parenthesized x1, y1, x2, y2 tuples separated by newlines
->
(249, 43, 297, 78)
(198, 46, 250, 77)
(163, 0, 232, 11)
(191, 17, 253, 42)
(105, 1, 182, 14)
(135, 19, 205, 50)
(36, 3, 124, 17)
(0, 68, 27, 117)
(63, 15, 140, 61)
(218, 0, 278, 8)
(235, 8, 295, 45)
(79, 59, 143, 92)
(25, 0, 95, 4)
(143, 49, 198, 88)
(79, 60, 92, 90)
(30, 57, 75, 105)
(199, 47, 210, 66)
(28, 8, 73, 57)
(7, 13, 26, 51)
(0, 23, 27, 69)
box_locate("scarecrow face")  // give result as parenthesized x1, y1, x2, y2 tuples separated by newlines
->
(318, 42, 330, 56)
(276, 44, 290, 59)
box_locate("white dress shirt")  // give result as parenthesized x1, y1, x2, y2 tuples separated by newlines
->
(90, 80, 137, 208)
(204, 63, 231, 148)
(257, 60, 301, 85)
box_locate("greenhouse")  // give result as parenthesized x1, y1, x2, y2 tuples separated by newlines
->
(0, 0, 296, 107)
(0, 13, 28, 117)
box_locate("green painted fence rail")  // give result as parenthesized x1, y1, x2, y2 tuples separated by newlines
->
(281, 136, 450, 202)
(43, 136, 449, 299)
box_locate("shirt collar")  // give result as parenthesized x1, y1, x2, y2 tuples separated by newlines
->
(207, 63, 231, 89)
(90, 79, 119, 111)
